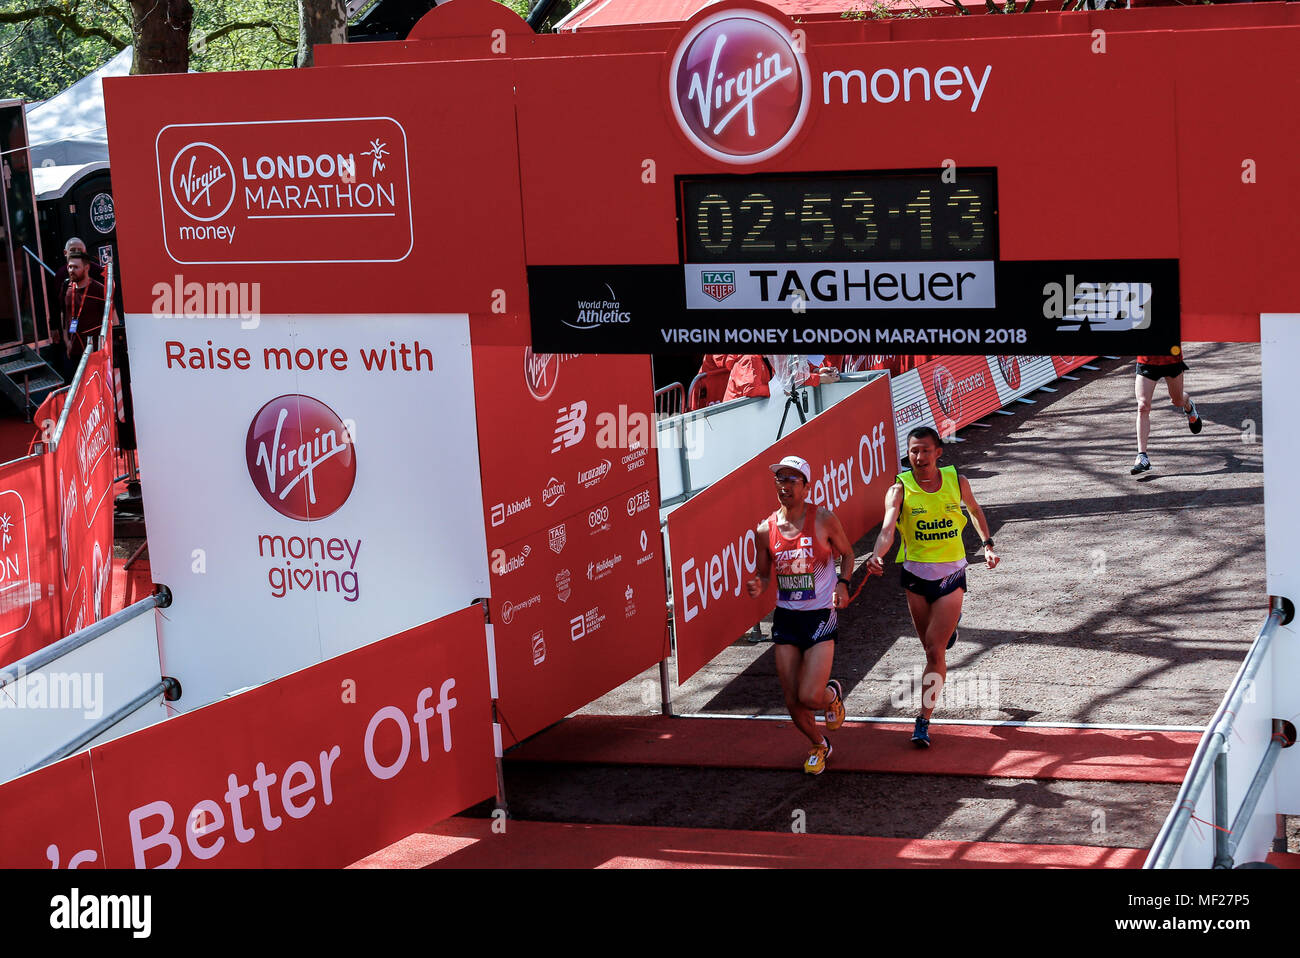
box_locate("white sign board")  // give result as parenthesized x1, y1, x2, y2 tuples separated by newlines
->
(126, 313, 490, 711)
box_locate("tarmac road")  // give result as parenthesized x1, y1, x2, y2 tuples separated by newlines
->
(492, 343, 1267, 850)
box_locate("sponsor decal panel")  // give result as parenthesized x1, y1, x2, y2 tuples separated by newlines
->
(578, 459, 612, 491)
(669, 9, 811, 165)
(501, 593, 542, 626)
(156, 118, 413, 264)
(548, 522, 567, 554)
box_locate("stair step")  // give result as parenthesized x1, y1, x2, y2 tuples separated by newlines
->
(0, 360, 50, 377)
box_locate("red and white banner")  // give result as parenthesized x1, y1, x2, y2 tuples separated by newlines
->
(0, 605, 495, 868)
(52, 350, 118, 639)
(0, 455, 60, 666)
(918, 356, 1003, 439)
(473, 347, 668, 745)
(667, 376, 895, 682)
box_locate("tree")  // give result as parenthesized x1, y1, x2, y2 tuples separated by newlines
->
(0, 0, 345, 96)
(130, 0, 194, 74)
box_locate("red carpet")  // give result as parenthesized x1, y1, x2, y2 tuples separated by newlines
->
(110, 551, 153, 611)
(349, 817, 1147, 869)
(506, 715, 1200, 784)
(1266, 851, 1300, 869)
(0, 416, 38, 463)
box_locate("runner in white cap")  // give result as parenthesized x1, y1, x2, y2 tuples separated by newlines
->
(746, 455, 862, 774)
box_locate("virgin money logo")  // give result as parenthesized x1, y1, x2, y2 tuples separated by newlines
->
(670, 10, 810, 165)
(170, 142, 237, 222)
(997, 356, 1021, 391)
(524, 348, 559, 401)
(246, 395, 356, 521)
(932, 366, 961, 422)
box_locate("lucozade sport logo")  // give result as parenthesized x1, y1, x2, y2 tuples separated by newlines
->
(246, 395, 356, 521)
(670, 10, 810, 164)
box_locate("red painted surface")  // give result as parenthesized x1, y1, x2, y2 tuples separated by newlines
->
(506, 714, 1200, 783)
(350, 817, 1148, 869)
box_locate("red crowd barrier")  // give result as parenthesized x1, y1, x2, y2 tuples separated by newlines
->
(0, 324, 119, 667)
(0, 605, 495, 868)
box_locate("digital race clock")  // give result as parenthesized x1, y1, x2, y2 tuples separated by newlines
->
(679, 170, 997, 264)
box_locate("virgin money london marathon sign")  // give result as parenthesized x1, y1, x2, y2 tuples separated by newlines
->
(524, 6, 1185, 355)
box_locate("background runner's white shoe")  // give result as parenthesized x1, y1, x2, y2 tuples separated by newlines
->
(1131, 453, 1151, 475)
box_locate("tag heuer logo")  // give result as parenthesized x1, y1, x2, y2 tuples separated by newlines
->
(549, 522, 567, 554)
(701, 271, 736, 302)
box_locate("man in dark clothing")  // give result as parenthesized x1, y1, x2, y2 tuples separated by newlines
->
(57, 251, 107, 379)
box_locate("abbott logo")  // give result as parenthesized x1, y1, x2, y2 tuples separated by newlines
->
(169, 143, 237, 222)
(670, 10, 810, 165)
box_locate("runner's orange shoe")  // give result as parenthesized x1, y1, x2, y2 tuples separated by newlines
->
(825, 679, 845, 730)
(804, 738, 832, 775)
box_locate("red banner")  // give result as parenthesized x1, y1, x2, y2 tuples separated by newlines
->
(52, 349, 117, 638)
(667, 376, 895, 682)
(916, 356, 1003, 439)
(471, 347, 668, 745)
(0, 453, 62, 666)
(0, 606, 495, 868)
(1051, 355, 1098, 378)
(0, 753, 103, 869)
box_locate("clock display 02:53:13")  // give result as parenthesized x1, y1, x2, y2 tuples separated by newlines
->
(678, 170, 998, 264)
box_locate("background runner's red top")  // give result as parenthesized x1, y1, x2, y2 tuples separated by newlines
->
(768, 508, 835, 611)
(1137, 354, 1182, 365)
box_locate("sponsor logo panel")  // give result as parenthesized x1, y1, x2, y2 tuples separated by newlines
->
(156, 118, 413, 264)
(669, 10, 811, 165)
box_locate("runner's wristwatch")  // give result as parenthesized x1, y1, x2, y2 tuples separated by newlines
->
(982, 539, 995, 549)
(837, 576, 851, 586)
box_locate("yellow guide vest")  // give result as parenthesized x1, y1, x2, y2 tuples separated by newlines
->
(896, 466, 967, 563)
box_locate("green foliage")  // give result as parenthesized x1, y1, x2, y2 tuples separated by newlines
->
(0, 0, 585, 101)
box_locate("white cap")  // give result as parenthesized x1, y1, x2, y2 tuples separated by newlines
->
(769, 455, 811, 482)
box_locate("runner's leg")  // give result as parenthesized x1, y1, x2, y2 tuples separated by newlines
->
(775, 642, 822, 746)
(910, 588, 964, 721)
(1164, 371, 1190, 410)
(1135, 372, 1157, 452)
(797, 640, 836, 714)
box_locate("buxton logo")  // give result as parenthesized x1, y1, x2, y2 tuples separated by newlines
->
(170, 142, 237, 222)
(245, 395, 356, 521)
(669, 10, 810, 165)
(543, 477, 567, 508)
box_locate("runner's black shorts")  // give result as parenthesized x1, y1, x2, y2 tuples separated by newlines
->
(900, 567, 967, 603)
(1136, 360, 1188, 381)
(772, 606, 837, 650)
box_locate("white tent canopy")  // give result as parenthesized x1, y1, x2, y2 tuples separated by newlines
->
(24, 47, 130, 198)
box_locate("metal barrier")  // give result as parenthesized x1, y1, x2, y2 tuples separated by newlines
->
(0, 587, 174, 780)
(50, 268, 114, 452)
(1146, 595, 1296, 868)
(653, 381, 684, 420)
